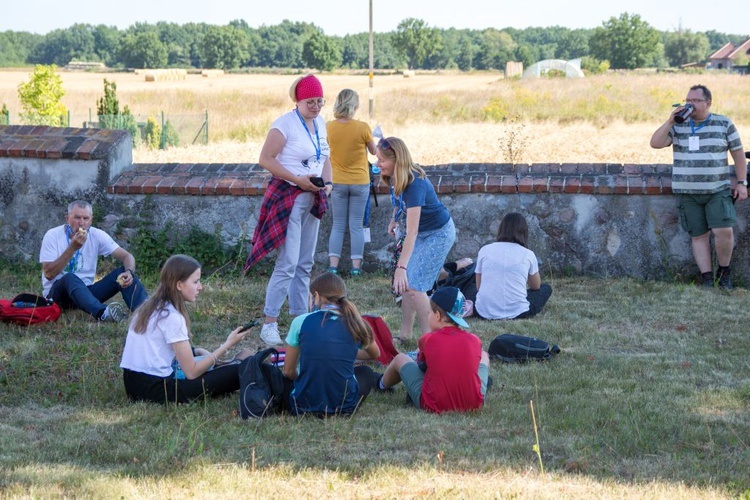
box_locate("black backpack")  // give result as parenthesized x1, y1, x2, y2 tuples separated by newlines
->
(238, 347, 286, 419)
(432, 261, 477, 302)
(489, 334, 560, 363)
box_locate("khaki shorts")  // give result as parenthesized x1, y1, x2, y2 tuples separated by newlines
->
(676, 189, 736, 237)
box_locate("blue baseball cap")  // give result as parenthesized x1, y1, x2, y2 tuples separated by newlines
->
(431, 287, 469, 328)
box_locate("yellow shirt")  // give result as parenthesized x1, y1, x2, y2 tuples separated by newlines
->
(326, 119, 373, 185)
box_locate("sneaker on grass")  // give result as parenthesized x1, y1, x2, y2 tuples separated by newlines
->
(718, 270, 733, 290)
(101, 302, 126, 323)
(260, 322, 283, 345)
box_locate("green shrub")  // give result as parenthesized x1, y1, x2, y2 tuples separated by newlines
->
(132, 222, 247, 276)
(17, 64, 66, 126)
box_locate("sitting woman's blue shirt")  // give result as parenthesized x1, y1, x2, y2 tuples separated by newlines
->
(285, 310, 361, 415)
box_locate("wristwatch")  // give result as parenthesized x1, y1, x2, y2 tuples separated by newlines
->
(738, 179, 748, 187)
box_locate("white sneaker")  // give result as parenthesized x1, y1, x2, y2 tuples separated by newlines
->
(101, 302, 126, 323)
(260, 322, 283, 345)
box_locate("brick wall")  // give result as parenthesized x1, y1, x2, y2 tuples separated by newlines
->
(3, 125, 749, 283)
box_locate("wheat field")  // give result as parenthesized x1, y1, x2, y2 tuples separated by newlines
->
(1, 69, 748, 165)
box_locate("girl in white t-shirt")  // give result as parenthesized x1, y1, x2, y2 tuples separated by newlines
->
(474, 213, 552, 320)
(120, 254, 250, 404)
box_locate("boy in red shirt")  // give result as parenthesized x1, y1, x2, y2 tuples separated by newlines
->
(377, 287, 490, 413)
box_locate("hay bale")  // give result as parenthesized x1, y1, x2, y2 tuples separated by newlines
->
(201, 69, 224, 78)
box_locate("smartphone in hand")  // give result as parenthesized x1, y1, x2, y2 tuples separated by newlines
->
(239, 319, 261, 333)
(310, 176, 325, 188)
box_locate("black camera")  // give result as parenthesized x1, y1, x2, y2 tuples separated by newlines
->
(674, 103, 694, 124)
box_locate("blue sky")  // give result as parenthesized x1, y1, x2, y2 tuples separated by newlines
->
(2, 0, 748, 37)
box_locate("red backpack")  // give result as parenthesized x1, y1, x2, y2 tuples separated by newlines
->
(0, 293, 62, 326)
(363, 315, 400, 365)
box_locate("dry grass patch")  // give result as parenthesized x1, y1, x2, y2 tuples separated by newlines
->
(1, 70, 748, 165)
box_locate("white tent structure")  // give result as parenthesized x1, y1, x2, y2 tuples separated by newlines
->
(522, 59, 584, 78)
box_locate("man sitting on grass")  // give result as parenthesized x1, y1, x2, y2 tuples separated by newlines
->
(39, 200, 148, 322)
(376, 286, 490, 413)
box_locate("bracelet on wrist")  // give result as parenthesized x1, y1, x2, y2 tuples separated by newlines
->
(208, 353, 217, 367)
(396, 265, 407, 271)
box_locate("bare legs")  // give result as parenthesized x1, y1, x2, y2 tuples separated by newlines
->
(691, 227, 734, 273)
(399, 289, 432, 339)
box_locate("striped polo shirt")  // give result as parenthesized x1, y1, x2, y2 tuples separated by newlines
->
(668, 113, 743, 194)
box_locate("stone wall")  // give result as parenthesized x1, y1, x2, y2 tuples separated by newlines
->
(2, 125, 748, 282)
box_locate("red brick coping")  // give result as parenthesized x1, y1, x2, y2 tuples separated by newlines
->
(0, 125, 674, 195)
(0, 125, 129, 160)
(108, 162, 674, 196)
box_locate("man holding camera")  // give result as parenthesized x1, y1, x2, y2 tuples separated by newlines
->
(650, 84, 747, 289)
(40, 200, 148, 321)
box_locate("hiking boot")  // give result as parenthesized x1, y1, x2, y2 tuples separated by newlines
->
(260, 322, 283, 345)
(700, 272, 714, 288)
(101, 302, 126, 322)
(718, 269, 733, 290)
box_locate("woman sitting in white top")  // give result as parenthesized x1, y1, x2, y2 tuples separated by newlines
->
(120, 254, 250, 404)
(474, 212, 552, 320)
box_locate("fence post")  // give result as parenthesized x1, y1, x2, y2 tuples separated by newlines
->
(205, 110, 209, 144)
(160, 111, 166, 150)
(67, 110, 70, 127)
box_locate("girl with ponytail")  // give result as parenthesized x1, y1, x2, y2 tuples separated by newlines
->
(282, 272, 381, 416)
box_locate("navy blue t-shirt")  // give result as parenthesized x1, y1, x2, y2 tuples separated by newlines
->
(402, 177, 450, 232)
(285, 310, 361, 415)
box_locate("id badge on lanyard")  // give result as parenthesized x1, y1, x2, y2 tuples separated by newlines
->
(688, 136, 699, 151)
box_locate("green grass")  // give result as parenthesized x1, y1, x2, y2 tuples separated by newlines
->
(1, 262, 749, 498)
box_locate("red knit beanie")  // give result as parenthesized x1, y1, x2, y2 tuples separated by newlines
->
(295, 75, 324, 101)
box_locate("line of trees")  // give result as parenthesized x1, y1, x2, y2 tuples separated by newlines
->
(0, 13, 746, 72)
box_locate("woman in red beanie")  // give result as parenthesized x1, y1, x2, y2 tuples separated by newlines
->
(244, 74, 333, 346)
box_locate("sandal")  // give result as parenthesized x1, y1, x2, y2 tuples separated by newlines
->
(327, 266, 338, 274)
(350, 268, 362, 277)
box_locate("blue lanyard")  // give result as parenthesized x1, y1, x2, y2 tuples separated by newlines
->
(64, 225, 81, 273)
(690, 114, 710, 134)
(294, 108, 321, 160)
(390, 186, 404, 222)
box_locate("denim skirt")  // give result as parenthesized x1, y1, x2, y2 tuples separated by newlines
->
(407, 218, 456, 292)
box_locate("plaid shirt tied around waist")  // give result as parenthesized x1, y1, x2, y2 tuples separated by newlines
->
(244, 177, 328, 272)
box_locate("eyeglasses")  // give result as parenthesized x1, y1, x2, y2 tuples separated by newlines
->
(378, 138, 392, 150)
(304, 98, 326, 108)
(685, 98, 707, 104)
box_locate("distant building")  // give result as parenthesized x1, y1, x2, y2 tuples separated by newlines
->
(708, 38, 750, 72)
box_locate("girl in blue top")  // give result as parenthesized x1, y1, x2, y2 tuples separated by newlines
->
(376, 137, 456, 341)
(283, 272, 380, 416)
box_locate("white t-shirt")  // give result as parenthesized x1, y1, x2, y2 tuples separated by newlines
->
(475, 242, 539, 320)
(39, 225, 121, 296)
(120, 303, 190, 377)
(272, 110, 330, 181)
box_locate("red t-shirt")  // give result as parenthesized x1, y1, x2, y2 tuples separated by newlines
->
(417, 326, 484, 413)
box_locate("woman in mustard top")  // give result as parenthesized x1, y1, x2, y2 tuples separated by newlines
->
(326, 89, 377, 275)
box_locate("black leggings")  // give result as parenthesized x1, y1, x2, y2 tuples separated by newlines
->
(123, 364, 241, 404)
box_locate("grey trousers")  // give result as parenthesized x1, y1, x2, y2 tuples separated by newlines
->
(263, 192, 320, 318)
(328, 183, 370, 261)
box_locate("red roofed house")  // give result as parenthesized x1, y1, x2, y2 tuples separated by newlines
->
(708, 38, 750, 71)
